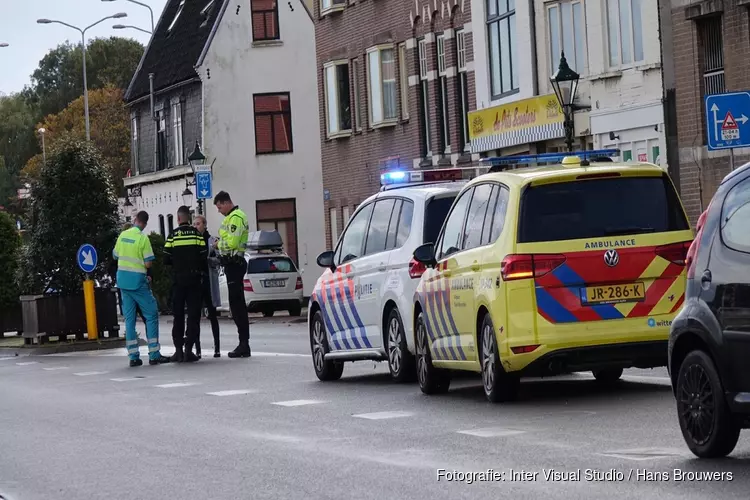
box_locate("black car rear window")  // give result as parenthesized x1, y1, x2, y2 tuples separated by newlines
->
(247, 257, 296, 274)
(518, 175, 689, 243)
(424, 195, 456, 244)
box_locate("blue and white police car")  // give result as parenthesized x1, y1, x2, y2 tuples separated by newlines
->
(307, 169, 466, 382)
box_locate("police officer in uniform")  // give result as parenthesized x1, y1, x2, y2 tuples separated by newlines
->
(164, 206, 207, 362)
(213, 191, 251, 358)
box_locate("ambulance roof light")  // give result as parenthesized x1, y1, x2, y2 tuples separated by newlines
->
(380, 167, 464, 186)
(480, 148, 621, 166)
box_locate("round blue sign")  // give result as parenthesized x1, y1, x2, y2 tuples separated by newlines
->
(77, 243, 98, 273)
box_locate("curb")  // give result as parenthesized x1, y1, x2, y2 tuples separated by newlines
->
(0, 337, 126, 357)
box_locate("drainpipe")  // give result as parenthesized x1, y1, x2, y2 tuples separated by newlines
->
(529, 0, 539, 96)
(150, 73, 157, 172)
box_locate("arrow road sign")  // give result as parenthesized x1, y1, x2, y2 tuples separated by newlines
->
(77, 243, 98, 273)
(705, 92, 750, 151)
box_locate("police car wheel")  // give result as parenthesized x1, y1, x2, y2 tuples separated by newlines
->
(480, 314, 519, 403)
(386, 308, 416, 383)
(415, 311, 450, 394)
(310, 310, 344, 381)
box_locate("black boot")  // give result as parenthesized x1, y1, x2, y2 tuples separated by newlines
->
(170, 347, 184, 363)
(184, 348, 200, 362)
(129, 358, 143, 367)
(228, 343, 251, 358)
(149, 355, 172, 365)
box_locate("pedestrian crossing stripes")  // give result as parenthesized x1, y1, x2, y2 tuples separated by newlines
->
(156, 382, 199, 388)
(272, 399, 325, 407)
(74, 371, 109, 376)
(352, 411, 414, 420)
(111, 376, 146, 382)
(207, 389, 257, 396)
(16, 361, 38, 366)
(457, 427, 527, 438)
(43, 367, 69, 371)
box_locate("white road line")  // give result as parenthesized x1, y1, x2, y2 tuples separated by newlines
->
(457, 428, 527, 438)
(622, 375, 672, 385)
(155, 382, 199, 388)
(207, 389, 258, 397)
(352, 411, 414, 420)
(111, 377, 147, 382)
(272, 399, 326, 407)
(0, 357, 16, 361)
(250, 352, 308, 358)
(43, 367, 70, 371)
(74, 371, 110, 376)
(16, 361, 39, 366)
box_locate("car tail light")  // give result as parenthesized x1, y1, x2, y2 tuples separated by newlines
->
(243, 279, 253, 292)
(409, 258, 427, 279)
(686, 209, 709, 279)
(655, 241, 692, 266)
(500, 254, 566, 281)
(511, 345, 540, 354)
(295, 277, 303, 290)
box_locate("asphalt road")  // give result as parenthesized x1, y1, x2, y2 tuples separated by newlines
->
(1, 318, 750, 500)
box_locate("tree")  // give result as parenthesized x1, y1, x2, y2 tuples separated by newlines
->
(0, 158, 17, 208)
(21, 86, 130, 195)
(0, 94, 39, 176)
(0, 211, 20, 309)
(26, 37, 143, 119)
(18, 137, 119, 295)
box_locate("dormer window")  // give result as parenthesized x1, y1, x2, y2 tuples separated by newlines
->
(167, 0, 186, 33)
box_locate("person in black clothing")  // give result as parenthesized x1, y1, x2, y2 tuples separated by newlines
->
(193, 215, 221, 358)
(164, 206, 208, 362)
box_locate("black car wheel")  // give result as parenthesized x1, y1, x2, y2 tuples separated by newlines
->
(676, 350, 740, 458)
(592, 367, 623, 384)
(386, 308, 416, 383)
(289, 304, 302, 317)
(309, 310, 343, 381)
(415, 311, 450, 394)
(480, 314, 520, 403)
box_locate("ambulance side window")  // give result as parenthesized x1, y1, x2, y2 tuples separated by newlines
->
(436, 188, 473, 260)
(336, 202, 374, 265)
(488, 186, 510, 242)
(462, 183, 494, 250)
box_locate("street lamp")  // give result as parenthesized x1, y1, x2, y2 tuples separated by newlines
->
(113, 24, 152, 34)
(182, 187, 194, 208)
(38, 128, 47, 165)
(550, 51, 581, 153)
(102, 0, 154, 33)
(37, 12, 128, 142)
(184, 141, 208, 214)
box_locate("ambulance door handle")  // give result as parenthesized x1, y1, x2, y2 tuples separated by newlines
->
(471, 261, 481, 272)
(378, 262, 387, 272)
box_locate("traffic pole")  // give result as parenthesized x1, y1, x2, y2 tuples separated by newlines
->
(83, 275, 98, 340)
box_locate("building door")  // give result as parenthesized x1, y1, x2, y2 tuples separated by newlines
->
(256, 199, 298, 265)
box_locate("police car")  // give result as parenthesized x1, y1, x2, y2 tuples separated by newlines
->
(308, 170, 465, 382)
(218, 230, 304, 317)
(410, 150, 694, 402)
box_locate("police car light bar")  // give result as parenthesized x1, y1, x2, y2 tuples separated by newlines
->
(480, 148, 621, 166)
(380, 168, 465, 186)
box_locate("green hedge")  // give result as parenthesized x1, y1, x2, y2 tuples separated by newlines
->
(0, 211, 20, 309)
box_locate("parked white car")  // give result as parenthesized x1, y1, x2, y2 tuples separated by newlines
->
(307, 180, 464, 382)
(218, 231, 304, 317)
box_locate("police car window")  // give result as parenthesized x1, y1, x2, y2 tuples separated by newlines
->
(424, 195, 455, 244)
(364, 199, 396, 255)
(247, 257, 295, 274)
(437, 188, 473, 260)
(385, 200, 403, 250)
(721, 177, 750, 254)
(518, 175, 689, 243)
(489, 186, 510, 242)
(395, 199, 414, 247)
(462, 183, 493, 250)
(337, 202, 374, 264)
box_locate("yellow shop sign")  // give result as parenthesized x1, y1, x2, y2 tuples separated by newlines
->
(468, 94, 564, 141)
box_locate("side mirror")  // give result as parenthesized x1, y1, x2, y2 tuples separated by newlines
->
(316, 251, 336, 270)
(413, 243, 436, 267)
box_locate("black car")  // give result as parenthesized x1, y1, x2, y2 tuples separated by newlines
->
(668, 162, 750, 458)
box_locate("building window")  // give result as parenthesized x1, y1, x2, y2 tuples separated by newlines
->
(320, 0, 344, 15)
(323, 61, 352, 136)
(456, 30, 470, 152)
(251, 0, 280, 41)
(352, 58, 362, 131)
(167, 214, 174, 234)
(159, 215, 165, 237)
(171, 100, 184, 166)
(547, 1, 586, 74)
(329, 207, 339, 249)
(131, 114, 139, 174)
(367, 46, 398, 126)
(436, 34, 450, 152)
(699, 16, 725, 96)
(487, 0, 518, 98)
(418, 38, 431, 156)
(398, 43, 409, 120)
(157, 109, 168, 171)
(253, 92, 293, 154)
(606, 0, 644, 67)
(343, 205, 351, 225)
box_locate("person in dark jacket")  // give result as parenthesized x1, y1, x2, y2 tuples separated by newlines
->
(193, 214, 222, 358)
(164, 206, 208, 362)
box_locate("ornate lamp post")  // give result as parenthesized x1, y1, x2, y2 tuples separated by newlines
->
(550, 52, 581, 153)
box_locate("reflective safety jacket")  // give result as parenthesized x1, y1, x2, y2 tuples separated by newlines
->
(164, 223, 208, 285)
(218, 206, 249, 259)
(113, 226, 154, 291)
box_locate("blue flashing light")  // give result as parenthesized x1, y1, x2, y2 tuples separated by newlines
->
(481, 148, 621, 166)
(384, 171, 407, 182)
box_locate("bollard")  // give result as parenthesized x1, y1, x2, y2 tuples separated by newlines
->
(83, 278, 98, 340)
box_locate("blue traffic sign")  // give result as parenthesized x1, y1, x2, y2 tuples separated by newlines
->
(196, 170, 212, 200)
(705, 91, 750, 151)
(77, 244, 98, 273)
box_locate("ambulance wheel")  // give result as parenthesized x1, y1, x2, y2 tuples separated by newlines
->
(415, 311, 450, 394)
(386, 308, 416, 383)
(480, 314, 519, 403)
(310, 310, 343, 381)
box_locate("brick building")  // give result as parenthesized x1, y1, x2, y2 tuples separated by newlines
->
(659, 0, 750, 225)
(314, 0, 476, 249)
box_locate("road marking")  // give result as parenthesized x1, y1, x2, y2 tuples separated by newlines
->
(16, 361, 39, 366)
(155, 382, 199, 388)
(207, 389, 258, 397)
(457, 427, 527, 438)
(74, 371, 110, 376)
(598, 447, 685, 461)
(622, 375, 672, 385)
(111, 376, 147, 382)
(272, 399, 325, 407)
(250, 352, 308, 358)
(352, 411, 414, 420)
(43, 367, 70, 371)
(0, 357, 16, 361)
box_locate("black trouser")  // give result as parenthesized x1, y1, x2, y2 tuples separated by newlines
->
(171, 279, 202, 352)
(198, 278, 220, 353)
(224, 262, 249, 346)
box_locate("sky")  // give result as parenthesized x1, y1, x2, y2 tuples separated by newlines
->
(0, 0, 168, 96)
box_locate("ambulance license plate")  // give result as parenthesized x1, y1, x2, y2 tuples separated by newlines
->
(581, 282, 645, 305)
(263, 279, 286, 288)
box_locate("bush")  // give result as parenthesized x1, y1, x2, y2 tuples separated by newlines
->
(0, 212, 20, 309)
(19, 137, 119, 295)
(147, 232, 172, 313)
